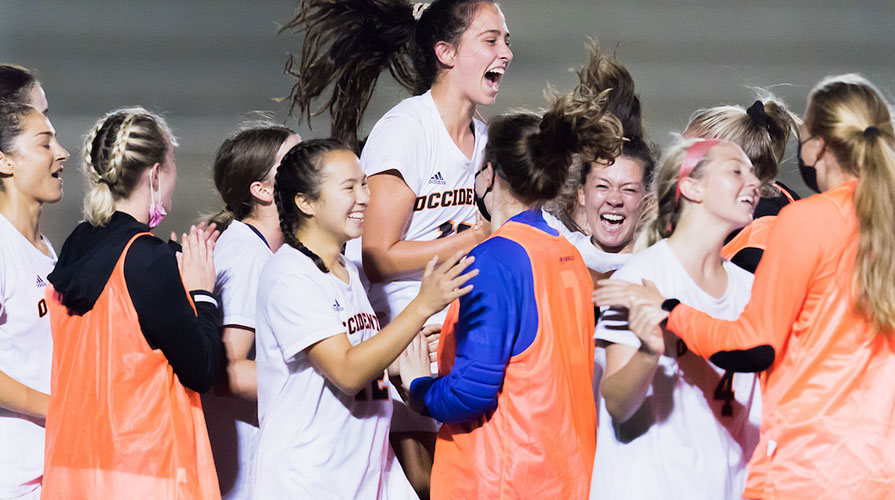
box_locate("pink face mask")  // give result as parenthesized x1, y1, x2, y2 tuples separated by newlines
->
(148, 171, 167, 228)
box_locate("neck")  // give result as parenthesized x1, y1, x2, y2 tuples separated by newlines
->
(295, 224, 344, 271)
(0, 193, 43, 245)
(115, 191, 151, 225)
(430, 81, 477, 142)
(666, 208, 730, 281)
(243, 205, 284, 251)
(490, 189, 535, 229)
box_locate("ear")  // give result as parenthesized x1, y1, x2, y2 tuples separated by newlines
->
(250, 180, 274, 205)
(148, 162, 161, 189)
(578, 185, 587, 208)
(434, 40, 457, 68)
(0, 152, 14, 176)
(678, 176, 705, 203)
(294, 193, 315, 218)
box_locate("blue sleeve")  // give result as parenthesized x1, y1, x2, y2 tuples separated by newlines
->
(410, 237, 538, 424)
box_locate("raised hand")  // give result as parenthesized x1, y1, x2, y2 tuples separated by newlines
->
(412, 250, 478, 318)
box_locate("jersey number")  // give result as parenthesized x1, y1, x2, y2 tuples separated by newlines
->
(37, 298, 48, 318)
(713, 370, 735, 417)
(436, 220, 473, 239)
(355, 371, 390, 401)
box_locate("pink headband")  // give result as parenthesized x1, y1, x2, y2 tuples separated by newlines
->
(675, 139, 721, 203)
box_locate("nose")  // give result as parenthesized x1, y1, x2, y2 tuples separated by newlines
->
(744, 169, 760, 190)
(605, 187, 624, 206)
(358, 183, 371, 205)
(501, 41, 513, 64)
(57, 143, 70, 162)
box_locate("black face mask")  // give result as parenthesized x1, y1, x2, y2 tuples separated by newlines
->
(474, 164, 496, 222)
(797, 137, 821, 193)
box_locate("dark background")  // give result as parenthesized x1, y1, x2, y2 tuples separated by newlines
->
(4, 0, 894, 244)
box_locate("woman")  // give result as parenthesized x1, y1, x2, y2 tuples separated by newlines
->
(283, 0, 510, 488)
(400, 88, 623, 499)
(44, 107, 222, 499)
(252, 138, 476, 499)
(595, 74, 895, 500)
(202, 124, 300, 499)
(591, 137, 762, 500)
(683, 97, 800, 272)
(0, 102, 68, 500)
(547, 43, 657, 278)
(0, 65, 48, 114)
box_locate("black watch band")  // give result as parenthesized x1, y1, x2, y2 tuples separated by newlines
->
(661, 298, 681, 313)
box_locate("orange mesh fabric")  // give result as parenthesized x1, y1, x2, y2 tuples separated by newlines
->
(42, 234, 220, 500)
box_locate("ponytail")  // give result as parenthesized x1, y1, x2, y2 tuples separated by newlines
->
(483, 87, 622, 206)
(280, 0, 494, 152)
(805, 74, 895, 333)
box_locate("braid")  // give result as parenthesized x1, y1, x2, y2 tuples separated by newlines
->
(273, 169, 330, 273)
(107, 114, 137, 185)
(82, 117, 106, 180)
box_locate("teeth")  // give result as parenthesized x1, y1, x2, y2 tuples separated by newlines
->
(348, 213, 363, 220)
(601, 214, 624, 222)
(490, 68, 505, 75)
(738, 196, 753, 204)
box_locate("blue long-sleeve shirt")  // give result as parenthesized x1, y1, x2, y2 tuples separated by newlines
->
(410, 210, 557, 424)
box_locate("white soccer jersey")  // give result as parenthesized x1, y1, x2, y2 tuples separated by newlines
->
(202, 220, 272, 500)
(0, 214, 56, 499)
(591, 239, 761, 500)
(253, 245, 415, 500)
(541, 209, 632, 274)
(346, 90, 487, 326)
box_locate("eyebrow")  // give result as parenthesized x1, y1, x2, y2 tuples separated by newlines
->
(35, 131, 54, 138)
(478, 29, 508, 38)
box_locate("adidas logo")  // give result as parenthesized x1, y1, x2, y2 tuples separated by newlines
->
(332, 299, 344, 312)
(427, 172, 446, 185)
(35, 275, 47, 288)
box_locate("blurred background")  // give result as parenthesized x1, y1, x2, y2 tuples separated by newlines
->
(3, 0, 894, 244)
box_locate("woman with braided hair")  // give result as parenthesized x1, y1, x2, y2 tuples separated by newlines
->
(253, 138, 476, 499)
(595, 74, 895, 500)
(43, 107, 222, 499)
(0, 101, 68, 500)
(282, 0, 512, 490)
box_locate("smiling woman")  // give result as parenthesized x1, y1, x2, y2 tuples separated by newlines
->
(282, 1, 513, 493)
(0, 101, 68, 500)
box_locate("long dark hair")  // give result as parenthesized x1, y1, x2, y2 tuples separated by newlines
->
(273, 138, 349, 273)
(280, 0, 494, 151)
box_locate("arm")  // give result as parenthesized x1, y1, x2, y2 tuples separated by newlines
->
(361, 172, 486, 283)
(125, 228, 222, 393)
(667, 199, 829, 360)
(0, 370, 48, 418)
(220, 326, 257, 399)
(406, 239, 536, 424)
(598, 305, 666, 423)
(308, 253, 477, 396)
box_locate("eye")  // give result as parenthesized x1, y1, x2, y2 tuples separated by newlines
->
(623, 188, 638, 194)
(485, 39, 497, 45)
(595, 184, 609, 190)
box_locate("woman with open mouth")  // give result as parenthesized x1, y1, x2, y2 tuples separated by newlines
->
(281, 1, 512, 494)
(595, 74, 895, 500)
(591, 138, 762, 500)
(0, 91, 68, 500)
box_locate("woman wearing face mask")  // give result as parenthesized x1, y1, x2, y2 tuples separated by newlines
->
(0, 102, 68, 500)
(0, 65, 48, 114)
(400, 88, 622, 500)
(595, 74, 895, 500)
(252, 139, 475, 499)
(592, 138, 762, 500)
(43, 108, 222, 499)
(683, 97, 800, 272)
(202, 124, 300, 500)
(283, 1, 512, 490)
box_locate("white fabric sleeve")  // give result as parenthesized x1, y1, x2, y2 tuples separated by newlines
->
(361, 114, 427, 195)
(217, 248, 268, 329)
(266, 270, 346, 361)
(594, 268, 641, 348)
(0, 251, 6, 318)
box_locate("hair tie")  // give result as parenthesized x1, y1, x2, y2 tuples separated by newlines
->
(97, 177, 114, 187)
(412, 2, 431, 21)
(863, 126, 881, 139)
(746, 100, 769, 129)
(675, 139, 720, 203)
